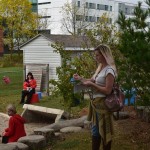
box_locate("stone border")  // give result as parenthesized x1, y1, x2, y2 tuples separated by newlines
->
(0, 116, 89, 150)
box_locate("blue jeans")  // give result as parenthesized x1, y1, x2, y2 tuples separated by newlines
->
(91, 113, 100, 137)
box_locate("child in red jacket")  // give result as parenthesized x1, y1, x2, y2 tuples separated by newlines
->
(2, 104, 26, 143)
(20, 72, 37, 104)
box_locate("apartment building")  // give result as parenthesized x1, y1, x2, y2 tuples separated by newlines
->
(30, 0, 38, 12)
(37, 0, 149, 34)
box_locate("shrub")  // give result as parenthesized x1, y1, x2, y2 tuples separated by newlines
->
(0, 54, 23, 67)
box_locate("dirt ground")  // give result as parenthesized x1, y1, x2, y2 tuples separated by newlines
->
(74, 106, 150, 150)
(113, 106, 150, 150)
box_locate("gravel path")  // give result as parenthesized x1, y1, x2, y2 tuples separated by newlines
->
(0, 113, 49, 143)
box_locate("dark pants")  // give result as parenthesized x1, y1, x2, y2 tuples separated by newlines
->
(20, 88, 35, 104)
(2, 136, 9, 144)
(92, 135, 112, 150)
(92, 114, 112, 150)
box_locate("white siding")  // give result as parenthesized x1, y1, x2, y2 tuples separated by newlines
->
(22, 36, 61, 81)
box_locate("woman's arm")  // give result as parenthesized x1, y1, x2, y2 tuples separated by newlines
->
(4, 117, 15, 137)
(73, 74, 93, 83)
(82, 73, 115, 95)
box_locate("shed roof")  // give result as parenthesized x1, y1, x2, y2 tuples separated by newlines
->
(20, 34, 93, 49)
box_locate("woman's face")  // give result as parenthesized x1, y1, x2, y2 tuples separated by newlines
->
(94, 50, 105, 63)
(28, 74, 32, 79)
(7, 109, 13, 116)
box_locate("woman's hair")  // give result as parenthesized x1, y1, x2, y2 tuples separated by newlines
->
(6, 104, 17, 114)
(94, 44, 117, 76)
(27, 72, 34, 79)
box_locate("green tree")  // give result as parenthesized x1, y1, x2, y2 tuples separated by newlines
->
(117, 1, 150, 106)
(49, 13, 120, 110)
(85, 13, 119, 48)
(0, 0, 38, 58)
(50, 42, 96, 111)
(61, 1, 91, 35)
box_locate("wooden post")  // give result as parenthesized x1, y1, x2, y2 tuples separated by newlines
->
(23, 64, 26, 81)
(46, 64, 49, 96)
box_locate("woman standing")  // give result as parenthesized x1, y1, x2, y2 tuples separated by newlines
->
(20, 72, 37, 104)
(73, 44, 117, 150)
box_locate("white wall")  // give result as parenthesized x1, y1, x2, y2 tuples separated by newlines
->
(22, 35, 61, 80)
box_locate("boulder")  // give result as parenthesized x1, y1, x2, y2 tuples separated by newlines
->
(8, 142, 28, 150)
(0, 144, 17, 150)
(18, 135, 46, 150)
(42, 116, 87, 131)
(60, 126, 82, 133)
(34, 128, 54, 143)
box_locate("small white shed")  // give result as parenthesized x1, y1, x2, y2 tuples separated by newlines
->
(20, 34, 93, 95)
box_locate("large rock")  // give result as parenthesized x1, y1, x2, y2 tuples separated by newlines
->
(8, 142, 28, 150)
(60, 126, 82, 133)
(0, 144, 17, 150)
(42, 116, 87, 131)
(136, 106, 150, 122)
(142, 108, 150, 123)
(18, 135, 46, 150)
(34, 128, 54, 143)
(113, 111, 129, 120)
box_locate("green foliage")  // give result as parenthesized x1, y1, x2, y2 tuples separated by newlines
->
(49, 42, 95, 110)
(117, 1, 150, 106)
(0, 54, 23, 67)
(61, 1, 91, 35)
(0, 0, 38, 58)
(84, 13, 119, 47)
(0, 67, 23, 113)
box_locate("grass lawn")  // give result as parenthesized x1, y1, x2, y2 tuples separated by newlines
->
(0, 66, 85, 115)
(0, 67, 66, 114)
(1, 67, 149, 150)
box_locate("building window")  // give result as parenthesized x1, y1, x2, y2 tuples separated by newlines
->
(31, 4, 38, 12)
(109, 18, 112, 24)
(97, 4, 100, 10)
(38, 29, 51, 34)
(110, 6, 112, 11)
(105, 5, 108, 11)
(85, 16, 88, 22)
(89, 3, 96, 9)
(89, 16, 95, 22)
(77, 28, 81, 35)
(125, 8, 128, 14)
(77, 1, 80, 7)
(131, 8, 134, 14)
(76, 15, 83, 21)
(97, 17, 100, 22)
(85, 2, 88, 8)
(30, 0, 38, 13)
(97, 4, 109, 11)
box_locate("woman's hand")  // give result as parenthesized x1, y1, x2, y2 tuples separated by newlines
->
(2, 131, 6, 136)
(73, 73, 82, 81)
(82, 80, 93, 86)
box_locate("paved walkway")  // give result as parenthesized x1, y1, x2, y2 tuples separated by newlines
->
(0, 113, 49, 143)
